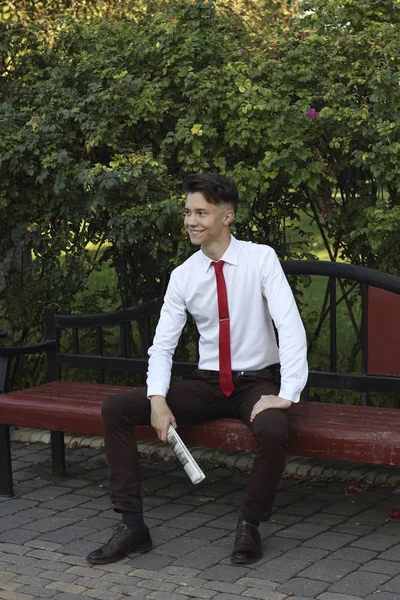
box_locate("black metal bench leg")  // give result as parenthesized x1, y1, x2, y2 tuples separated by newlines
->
(51, 431, 66, 477)
(0, 425, 14, 496)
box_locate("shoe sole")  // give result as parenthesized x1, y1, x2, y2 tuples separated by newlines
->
(231, 552, 262, 565)
(86, 540, 152, 565)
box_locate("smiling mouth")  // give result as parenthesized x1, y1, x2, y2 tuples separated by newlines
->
(188, 229, 205, 235)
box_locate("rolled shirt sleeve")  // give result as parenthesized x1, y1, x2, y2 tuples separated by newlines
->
(146, 269, 187, 398)
(262, 249, 308, 403)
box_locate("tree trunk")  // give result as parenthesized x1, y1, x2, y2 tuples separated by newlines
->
(0, 248, 32, 294)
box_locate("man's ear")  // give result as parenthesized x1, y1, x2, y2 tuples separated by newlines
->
(224, 209, 235, 225)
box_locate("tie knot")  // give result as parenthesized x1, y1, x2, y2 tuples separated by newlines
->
(212, 260, 225, 273)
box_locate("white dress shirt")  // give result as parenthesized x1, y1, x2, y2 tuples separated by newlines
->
(147, 236, 308, 403)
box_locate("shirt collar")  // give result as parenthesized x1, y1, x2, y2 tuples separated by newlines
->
(200, 235, 240, 273)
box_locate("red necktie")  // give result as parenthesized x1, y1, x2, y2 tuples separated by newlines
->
(211, 260, 235, 397)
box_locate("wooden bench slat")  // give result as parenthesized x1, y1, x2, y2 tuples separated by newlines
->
(1, 381, 399, 465)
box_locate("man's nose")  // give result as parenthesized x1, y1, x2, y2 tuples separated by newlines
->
(185, 214, 196, 226)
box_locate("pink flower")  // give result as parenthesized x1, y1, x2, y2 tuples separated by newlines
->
(237, 49, 245, 54)
(307, 108, 319, 120)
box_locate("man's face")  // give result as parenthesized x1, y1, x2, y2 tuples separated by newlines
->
(184, 192, 232, 247)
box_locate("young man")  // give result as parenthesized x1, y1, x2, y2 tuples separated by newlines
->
(86, 173, 308, 566)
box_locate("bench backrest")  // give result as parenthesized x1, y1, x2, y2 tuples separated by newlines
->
(2, 260, 400, 406)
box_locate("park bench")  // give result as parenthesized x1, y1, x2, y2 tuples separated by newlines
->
(1, 261, 400, 497)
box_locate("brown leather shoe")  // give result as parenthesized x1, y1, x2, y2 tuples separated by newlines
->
(231, 520, 262, 564)
(86, 523, 152, 565)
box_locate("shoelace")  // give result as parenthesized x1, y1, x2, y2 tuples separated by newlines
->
(110, 522, 129, 541)
(235, 522, 257, 543)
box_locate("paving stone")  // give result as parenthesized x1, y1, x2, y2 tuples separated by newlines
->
(172, 545, 231, 569)
(173, 585, 217, 598)
(0, 591, 36, 599)
(24, 540, 61, 552)
(303, 514, 347, 526)
(38, 494, 95, 510)
(37, 571, 78, 584)
(329, 548, 377, 563)
(365, 593, 400, 600)
(277, 577, 330, 597)
(0, 545, 28, 557)
(303, 533, 357, 551)
(145, 504, 194, 521)
(196, 504, 235, 516)
(262, 536, 302, 555)
(162, 566, 202, 577)
(275, 522, 330, 540)
(165, 513, 218, 530)
(207, 514, 238, 531)
(241, 588, 286, 599)
(126, 552, 173, 570)
(322, 501, 371, 516)
(137, 579, 178, 592)
(251, 557, 312, 583)
(0, 516, 35, 533)
(382, 575, 400, 593)
(44, 581, 88, 595)
(350, 533, 398, 551)
(0, 530, 39, 545)
(0, 500, 38, 517)
(0, 571, 16, 582)
(0, 579, 24, 594)
(360, 559, 400, 576)
(380, 544, 400, 561)
(20, 486, 73, 501)
(203, 581, 247, 594)
(317, 593, 362, 600)
(201, 564, 249, 583)
(284, 499, 330, 516)
(15, 587, 57, 598)
(187, 526, 231, 541)
(280, 547, 329, 563)
(129, 568, 168, 581)
(155, 537, 208, 558)
(22, 516, 81, 534)
(55, 538, 100, 557)
(80, 589, 124, 600)
(299, 558, 359, 582)
(331, 524, 374, 536)
(328, 571, 391, 596)
(378, 522, 400, 537)
(151, 526, 186, 545)
(236, 578, 278, 590)
(45, 594, 95, 600)
(194, 595, 248, 600)
(165, 575, 207, 588)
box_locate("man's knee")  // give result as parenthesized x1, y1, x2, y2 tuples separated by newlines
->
(252, 408, 288, 447)
(101, 390, 149, 425)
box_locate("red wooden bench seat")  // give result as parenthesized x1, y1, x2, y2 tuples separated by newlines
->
(2, 380, 399, 467)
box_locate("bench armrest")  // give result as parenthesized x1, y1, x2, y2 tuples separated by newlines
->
(0, 340, 57, 358)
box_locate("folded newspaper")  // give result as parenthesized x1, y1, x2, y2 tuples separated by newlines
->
(167, 425, 206, 485)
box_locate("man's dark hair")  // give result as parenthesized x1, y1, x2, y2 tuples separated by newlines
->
(182, 173, 239, 211)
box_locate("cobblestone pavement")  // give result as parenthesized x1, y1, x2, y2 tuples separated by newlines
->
(0, 441, 400, 600)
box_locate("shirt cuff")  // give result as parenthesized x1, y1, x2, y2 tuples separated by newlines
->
(147, 382, 169, 399)
(278, 383, 301, 404)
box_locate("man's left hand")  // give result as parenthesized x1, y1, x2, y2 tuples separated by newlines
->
(250, 395, 292, 422)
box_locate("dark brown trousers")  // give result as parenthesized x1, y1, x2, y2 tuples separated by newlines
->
(101, 368, 288, 523)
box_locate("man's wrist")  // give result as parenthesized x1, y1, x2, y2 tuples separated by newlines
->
(149, 395, 166, 403)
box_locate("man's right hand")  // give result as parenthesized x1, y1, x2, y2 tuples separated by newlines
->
(149, 395, 177, 443)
